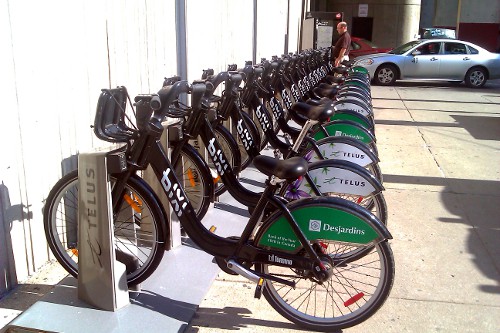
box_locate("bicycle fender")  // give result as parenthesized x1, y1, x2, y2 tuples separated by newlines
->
(334, 100, 372, 118)
(329, 110, 374, 132)
(307, 136, 379, 167)
(256, 197, 391, 252)
(297, 159, 383, 197)
(313, 120, 376, 144)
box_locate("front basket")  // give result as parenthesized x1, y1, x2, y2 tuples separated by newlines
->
(94, 87, 137, 143)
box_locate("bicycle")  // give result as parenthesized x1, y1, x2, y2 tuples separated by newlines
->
(44, 81, 394, 331)
(261, 54, 379, 155)
(197, 68, 387, 225)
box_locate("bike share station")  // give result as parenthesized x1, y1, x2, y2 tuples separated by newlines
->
(2, 119, 256, 333)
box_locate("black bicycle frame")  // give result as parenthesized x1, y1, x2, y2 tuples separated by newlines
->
(109, 119, 324, 277)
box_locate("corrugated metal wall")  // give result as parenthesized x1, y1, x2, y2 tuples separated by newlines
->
(0, 0, 303, 295)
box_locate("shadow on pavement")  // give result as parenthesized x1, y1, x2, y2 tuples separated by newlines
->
(451, 115, 500, 140)
(389, 79, 500, 90)
(185, 306, 300, 332)
(384, 174, 500, 295)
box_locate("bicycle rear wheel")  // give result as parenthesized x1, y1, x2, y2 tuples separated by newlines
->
(256, 241, 394, 331)
(43, 171, 166, 285)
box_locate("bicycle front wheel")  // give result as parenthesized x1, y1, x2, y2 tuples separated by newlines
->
(43, 170, 166, 285)
(211, 124, 242, 197)
(256, 241, 394, 331)
(171, 143, 213, 220)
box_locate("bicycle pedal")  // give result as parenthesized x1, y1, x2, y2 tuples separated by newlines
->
(254, 277, 265, 299)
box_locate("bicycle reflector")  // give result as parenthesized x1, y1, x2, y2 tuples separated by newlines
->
(344, 292, 365, 307)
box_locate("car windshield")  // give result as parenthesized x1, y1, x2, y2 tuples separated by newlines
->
(389, 40, 421, 55)
(361, 39, 378, 48)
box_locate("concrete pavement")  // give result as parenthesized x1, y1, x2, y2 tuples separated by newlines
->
(1, 80, 499, 332)
(186, 81, 500, 332)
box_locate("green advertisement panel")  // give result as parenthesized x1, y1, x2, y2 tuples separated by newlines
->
(313, 123, 372, 143)
(258, 206, 380, 252)
(330, 113, 370, 130)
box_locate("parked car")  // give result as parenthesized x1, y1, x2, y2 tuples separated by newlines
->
(353, 39, 500, 88)
(349, 37, 392, 59)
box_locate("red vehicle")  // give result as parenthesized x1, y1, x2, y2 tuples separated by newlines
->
(349, 37, 392, 59)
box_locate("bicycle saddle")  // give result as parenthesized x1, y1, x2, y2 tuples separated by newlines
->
(324, 75, 344, 85)
(333, 67, 349, 75)
(253, 155, 308, 180)
(306, 97, 332, 106)
(312, 85, 338, 99)
(290, 102, 334, 122)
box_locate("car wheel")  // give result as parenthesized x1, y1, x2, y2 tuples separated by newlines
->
(374, 64, 397, 85)
(465, 67, 487, 88)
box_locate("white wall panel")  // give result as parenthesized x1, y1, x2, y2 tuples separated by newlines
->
(0, 0, 178, 284)
(185, 0, 254, 82)
(256, 0, 288, 60)
(0, 0, 304, 288)
(287, 0, 303, 53)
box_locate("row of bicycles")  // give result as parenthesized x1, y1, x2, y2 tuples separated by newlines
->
(43, 47, 394, 331)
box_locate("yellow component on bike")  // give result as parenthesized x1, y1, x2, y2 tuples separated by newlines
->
(124, 193, 142, 214)
(213, 175, 221, 184)
(209, 226, 217, 233)
(254, 277, 265, 299)
(187, 168, 196, 187)
(71, 249, 78, 256)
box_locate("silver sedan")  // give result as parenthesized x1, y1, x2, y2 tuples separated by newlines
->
(353, 39, 500, 88)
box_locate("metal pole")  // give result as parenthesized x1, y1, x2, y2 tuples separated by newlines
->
(456, 0, 462, 37)
(284, 0, 290, 54)
(175, 0, 188, 104)
(253, 0, 257, 64)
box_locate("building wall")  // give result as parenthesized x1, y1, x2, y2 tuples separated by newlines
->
(0, 0, 303, 295)
(313, 0, 422, 48)
(433, 0, 500, 51)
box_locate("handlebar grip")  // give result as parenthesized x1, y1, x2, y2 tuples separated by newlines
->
(229, 72, 243, 86)
(163, 75, 181, 87)
(254, 67, 264, 76)
(202, 68, 214, 80)
(206, 71, 229, 91)
(156, 80, 191, 117)
(191, 81, 208, 110)
(150, 95, 161, 110)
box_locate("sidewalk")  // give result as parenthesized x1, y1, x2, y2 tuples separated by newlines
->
(186, 81, 500, 332)
(1, 81, 500, 332)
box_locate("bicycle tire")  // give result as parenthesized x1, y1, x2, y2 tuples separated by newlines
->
(43, 170, 166, 285)
(171, 143, 213, 220)
(256, 241, 394, 331)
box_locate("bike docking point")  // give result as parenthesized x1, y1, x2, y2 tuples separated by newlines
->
(77, 149, 130, 311)
(2, 142, 222, 332)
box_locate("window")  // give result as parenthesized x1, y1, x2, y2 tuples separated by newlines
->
(467, 46, 479, 54)
(444, 42, 467, 55)
(416, 42, 441, 55)
(351, 41, 361, 50)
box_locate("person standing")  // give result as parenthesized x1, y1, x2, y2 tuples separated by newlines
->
(332, 21, 351, 67)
